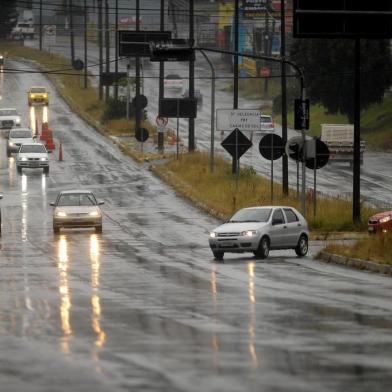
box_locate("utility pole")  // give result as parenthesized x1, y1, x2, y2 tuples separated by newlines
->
(83, 0, 88, 88)
(281, 0, 288, 196)
(188, 0, 195, 152)
(39, 0, 42, 50)
(158, 0, 165, 152)
(105, 0, 110, 101)
(353, 38, 361, 224)
(135, 0, 141, 136)
(98, 0, 103, 100)
(233, 0, 239, 174)
(114, 0, 119, 100)
(69, 0, 75, 63)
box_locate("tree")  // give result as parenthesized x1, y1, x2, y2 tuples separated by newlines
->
(0, 0, 18, 38)
(290, 39, 392, 123)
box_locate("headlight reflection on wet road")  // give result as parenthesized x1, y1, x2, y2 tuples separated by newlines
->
(90, 234, 106, 365)
(29, 106, 36, 132)
(211, 264, 220, 367)
(248, 262, 258, 368)
(57, 235, 72, 355)
(21, 174, 28, 242)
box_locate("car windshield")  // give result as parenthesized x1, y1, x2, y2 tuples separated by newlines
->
(261, 116, 272, 123)
(10, 130, 31, 138)
(0, 109, 18, 116)
(229, 208, 272, 223)
(57, 193, 97, 206)
(30, 88, 46, 93)
(20, 144, 46, 153)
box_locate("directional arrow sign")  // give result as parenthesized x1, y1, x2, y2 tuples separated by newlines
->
(259, 134, 284, 160)
(221, 128, 252, 160)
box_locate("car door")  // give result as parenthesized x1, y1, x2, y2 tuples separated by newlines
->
(283, 208, 302, 246)
(269, 209, 286, 248)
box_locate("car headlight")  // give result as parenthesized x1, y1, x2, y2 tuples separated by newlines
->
(21, 157, 27, 161)
(241, 230, 259, 237)
(56, 211, 67, 217)
(15, 118, 20, 124)
(379, 216, 391, 223)
(89, 211, 100, 217)
(209, 232, 217, 238)
(8, 142, 14, 146)
(40, 157, 47, 161)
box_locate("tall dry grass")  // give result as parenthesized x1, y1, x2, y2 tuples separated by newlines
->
(160, 151, 375, 232)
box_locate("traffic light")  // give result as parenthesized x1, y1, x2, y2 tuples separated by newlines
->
(149, 39, 195, 62)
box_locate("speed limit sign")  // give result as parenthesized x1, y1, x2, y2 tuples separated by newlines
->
(156, 115, 168, 127)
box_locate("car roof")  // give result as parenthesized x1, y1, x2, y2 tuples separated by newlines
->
(20, 142, 45, 147)
(29, 86, 47, 89)
(260, 114, 272, 118)
(59, 190, 95, 195)
(242, 206, 297, 210)
(0, 107, 18, 111)
(10, 127, 31, 132)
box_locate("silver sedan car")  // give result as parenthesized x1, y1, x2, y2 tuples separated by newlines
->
(51, 190, 104, 234)
(209, 206, 309, 260)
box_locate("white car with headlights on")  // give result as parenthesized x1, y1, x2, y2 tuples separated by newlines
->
(16, 143, 49, 174)
(209, 206, 309, 260)
(0, 108, 21, 130)
(51, 190, 104, 234)
(7, 127, 35, 156)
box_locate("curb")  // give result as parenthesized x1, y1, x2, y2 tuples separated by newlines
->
(317, 251, 392, 276)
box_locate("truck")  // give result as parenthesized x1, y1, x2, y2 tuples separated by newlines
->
(10, 22, 35, 39)
(320, 124, 365, 167)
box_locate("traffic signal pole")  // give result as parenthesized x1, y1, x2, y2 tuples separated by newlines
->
(158, 0, 165, 152)
(281, 0, 289, 196)
(188, 0, 195, 152)
(135, 0, 142, 138)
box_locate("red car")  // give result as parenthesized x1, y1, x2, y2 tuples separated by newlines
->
(368, 211, 392, 233)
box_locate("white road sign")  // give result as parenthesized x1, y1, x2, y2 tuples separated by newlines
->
(216, 109, 261, 132)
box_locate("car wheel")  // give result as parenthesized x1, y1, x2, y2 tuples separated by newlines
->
(254, 236, 270, 259)
(44, 167, 49, 174)
(212, 251, 224, 261)
(53, 227, 60, 234)
(295, 234, 308, 257)
(95, 225, 102, 233)
(17, 166, 22, 174)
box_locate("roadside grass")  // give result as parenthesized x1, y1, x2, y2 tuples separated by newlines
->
(324, 232, 392, 264)
(153, 151, 375, 232)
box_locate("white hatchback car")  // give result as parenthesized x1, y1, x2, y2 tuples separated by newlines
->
(0, 108, 21, 130)
(209, 206, 309, 260)
(16, 143, 49, 174)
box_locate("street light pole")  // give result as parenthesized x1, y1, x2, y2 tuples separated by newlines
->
(98, 0, 103, 100)
(114, 0, 119, 100)
(104, 0, 110, 101)
(199, 49, 216, 172)
(188, 0, 195, 152)
(39, 0, 42, 50)
(158, 0, 165, 152)
(83, 0, 88, 89)
(69, 0, 75, 63)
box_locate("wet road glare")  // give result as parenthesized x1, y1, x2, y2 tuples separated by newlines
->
(1, 61, 392, 391)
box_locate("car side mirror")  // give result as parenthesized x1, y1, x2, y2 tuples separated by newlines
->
(98, 201, 105, 205)
(50, 202, 55, 206)
(272, 218, 283, 226)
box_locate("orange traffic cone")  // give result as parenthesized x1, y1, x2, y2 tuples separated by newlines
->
(45, 128, 56, 151)
(58, 142, 63, 161)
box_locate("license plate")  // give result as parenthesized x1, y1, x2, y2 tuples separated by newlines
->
(368, 226, 375, 232)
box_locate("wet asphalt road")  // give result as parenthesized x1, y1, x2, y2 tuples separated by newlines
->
(1, 61, 392, 392)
